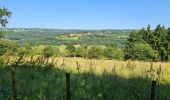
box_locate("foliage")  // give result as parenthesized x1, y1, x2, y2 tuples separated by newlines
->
(126, 43, 158, 61)
(66, 45, 75, 53)
(0, 7, 11, 27)
(42, 46, 54, 58)
(87, 45, 103, 59)
(4, 29, 130, 47)
(125, 25, 170, 61)
(0, 31, 4, 38)
(103, 46, 124, 60)
(53, 47, 60, 56)
(0, 39, 17, 56)
(75, 46, 88, 58)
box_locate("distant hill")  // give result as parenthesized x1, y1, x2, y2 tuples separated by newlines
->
(2, 28, 134, 47)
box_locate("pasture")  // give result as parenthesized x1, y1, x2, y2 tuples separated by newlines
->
(0, 56, 170, 100)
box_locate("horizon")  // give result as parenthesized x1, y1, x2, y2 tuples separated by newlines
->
(1, 0, 170, 29)
(3, 27, 138, 30)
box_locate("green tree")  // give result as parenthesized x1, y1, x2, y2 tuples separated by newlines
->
(75, 46, 87, 58)
(125, 25, 170, 61)
(103, 47, 113, 60)
(24, 43, 32, 56)
(103, 47, 124, 60)
(0, 7, 11, 27)
(0, 31, 4, 38)
(53, 47, 60, 56)
(0, 39, 17, 56)
(125, 31, 142, 60)
(127, 43, 157, 61)
(87, 45, 103, 59)
(167, 27, 170, 60)
(42, 46, 54, 58)
(66, 45, 75, 53)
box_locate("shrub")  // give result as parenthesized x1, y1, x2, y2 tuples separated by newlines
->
(75, 46, 87, 58)
(0, 39, 17, 56)
(103, 47, 124, 60)
(0, 31, 4, 38)
(42, 46, 54, 58)
(87, 45, 103, 59)
(53, 47, 60, 56)
(66, 45, 75, 53)
(126, 43, 158, 61)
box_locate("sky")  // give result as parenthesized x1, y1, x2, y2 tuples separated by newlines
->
(0, 0, 170, 29)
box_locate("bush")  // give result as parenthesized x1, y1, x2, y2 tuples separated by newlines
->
(66, 45, 75, 53)
(103, 47, 124, 60)
(0, 31, 4, 38)
(75, 46, 87, 58)
(87, 45, 103, 59)
(0, 39, 17, 56)
(53, 47, 60, 56)
(126, 43, 158, 61)
(42, 46, 54, 58)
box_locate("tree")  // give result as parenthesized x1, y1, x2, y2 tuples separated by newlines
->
(66, 45, 75, 53)
(0, 31, 4, 38)
(125, 31, 142, 60)
(75, 46, 87, 58)
(103, 47, 113, 60)
(0, 39, 17, 56)
(125, 25, 170, 61)
(0, 7, 11, 27)
(53, 47, 60, 56)
(24, 43, 32, 56)
(167, 28, 170, 60)
(65, 45, 76, 57)
(0, 7, 13, 56)
(126, 43, 157, 61)
(103, 46, 124, 60)
(0, 7, 11, 38)
(42, 46, 54, 58)
(87, 45, 103, 59)
(127, 31, 143, 43)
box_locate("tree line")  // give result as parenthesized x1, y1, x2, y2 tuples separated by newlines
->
(125, 25, 170, 61)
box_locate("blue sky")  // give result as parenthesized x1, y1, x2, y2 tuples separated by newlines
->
(0, 0, 170, 29)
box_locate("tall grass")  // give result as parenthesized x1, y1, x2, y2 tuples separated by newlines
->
(0, 56, 170, 99)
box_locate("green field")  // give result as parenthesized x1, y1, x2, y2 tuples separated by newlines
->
(0, 56, 170, 99)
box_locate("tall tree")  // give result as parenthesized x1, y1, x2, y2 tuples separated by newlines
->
(125, 25, 169, 61)
(0, 7, 11, 38)
(0, 7, 11, 27)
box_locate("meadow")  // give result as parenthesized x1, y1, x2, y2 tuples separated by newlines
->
(0, 56, 170, 100)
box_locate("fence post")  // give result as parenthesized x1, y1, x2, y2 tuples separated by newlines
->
(150, 80, 157, 100)
(11, 68, 17, 100)
(76, 61, 80, 71)
(65, 73, 71, 100)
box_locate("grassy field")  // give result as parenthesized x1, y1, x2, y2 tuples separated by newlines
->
(0, 57, 170, 99)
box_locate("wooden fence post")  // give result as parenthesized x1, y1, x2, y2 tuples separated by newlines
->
(65, 73, 71, 100)
(11, 68, 17, 100)
(150, 80, 157, 100)
(76, 61, 80, 71)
